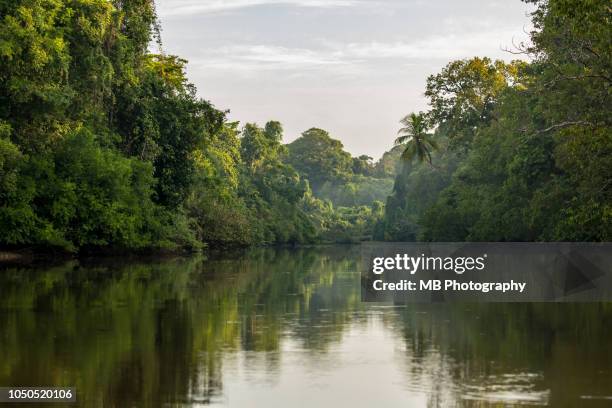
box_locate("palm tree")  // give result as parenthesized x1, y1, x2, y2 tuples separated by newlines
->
(395, 112, 438, 165)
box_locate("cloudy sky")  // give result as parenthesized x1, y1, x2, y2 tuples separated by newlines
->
(155, 0, 534, 158)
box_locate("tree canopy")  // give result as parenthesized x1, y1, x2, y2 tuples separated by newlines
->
(378, 0, 611, 242)
(0, 0, 608, 252)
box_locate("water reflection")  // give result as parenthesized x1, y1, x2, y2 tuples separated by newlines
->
(0, 246, 611, 407)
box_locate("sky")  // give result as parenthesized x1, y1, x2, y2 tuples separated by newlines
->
(155, 0, 534, 159)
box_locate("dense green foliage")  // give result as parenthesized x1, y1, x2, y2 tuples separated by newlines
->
(0, 0, 398, 251)
(379, 0, 611, 242)
(0, 0, 201, 250)
(286, 128, 353, 191)
(1, 0, 608, 251)
(287, 128, 395, 207)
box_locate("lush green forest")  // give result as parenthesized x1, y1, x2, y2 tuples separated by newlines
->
(0, 0, 609, 252)
(378, 0, 611, 242)
(0, 0, 397, 251)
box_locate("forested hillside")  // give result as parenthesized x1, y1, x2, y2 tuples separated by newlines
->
(286, 128, 396, 207)
(0, 0, 394, 251)
(378, 0, 611, 242)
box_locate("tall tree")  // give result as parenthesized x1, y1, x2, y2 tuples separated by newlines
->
(425, 57, 525, 150)
(286, 128, 353, 192)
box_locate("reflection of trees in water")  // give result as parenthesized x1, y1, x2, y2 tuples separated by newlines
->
(0, 257, 209, 407)
(0, 246, 362, 407)
(1, 250, 611, 407)
(390, 303, 612, 407)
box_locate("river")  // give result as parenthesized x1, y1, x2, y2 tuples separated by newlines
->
(1, 246, 611, 407)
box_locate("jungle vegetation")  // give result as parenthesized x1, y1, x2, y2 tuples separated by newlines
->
(378, 0, 611, 242)
(0, 0, 609, 252)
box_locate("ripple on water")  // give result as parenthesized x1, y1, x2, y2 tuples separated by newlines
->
(461, 372, 549, 406)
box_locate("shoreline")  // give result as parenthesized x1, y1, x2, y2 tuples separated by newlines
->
(0, 242, 360, 266)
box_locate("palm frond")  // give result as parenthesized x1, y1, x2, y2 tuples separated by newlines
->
(394, 135, 412, 145)
(397, 126, 413, 135)
(396, 112, 439, 166)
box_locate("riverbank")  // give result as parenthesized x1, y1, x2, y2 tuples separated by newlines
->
(0, 248, 51, 265)
(0, 246, 194, 266)
(0, 242, 359, 266)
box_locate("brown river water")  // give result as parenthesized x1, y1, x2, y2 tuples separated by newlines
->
(1, 246, 611, 407)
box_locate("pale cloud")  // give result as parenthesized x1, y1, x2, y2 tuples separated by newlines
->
(189, 29, 530, 75)
(158, 0, 360, 16)
(191, 45, 353, 73)
(236, 45, 348, 66)
(338, 31, 531, 61)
